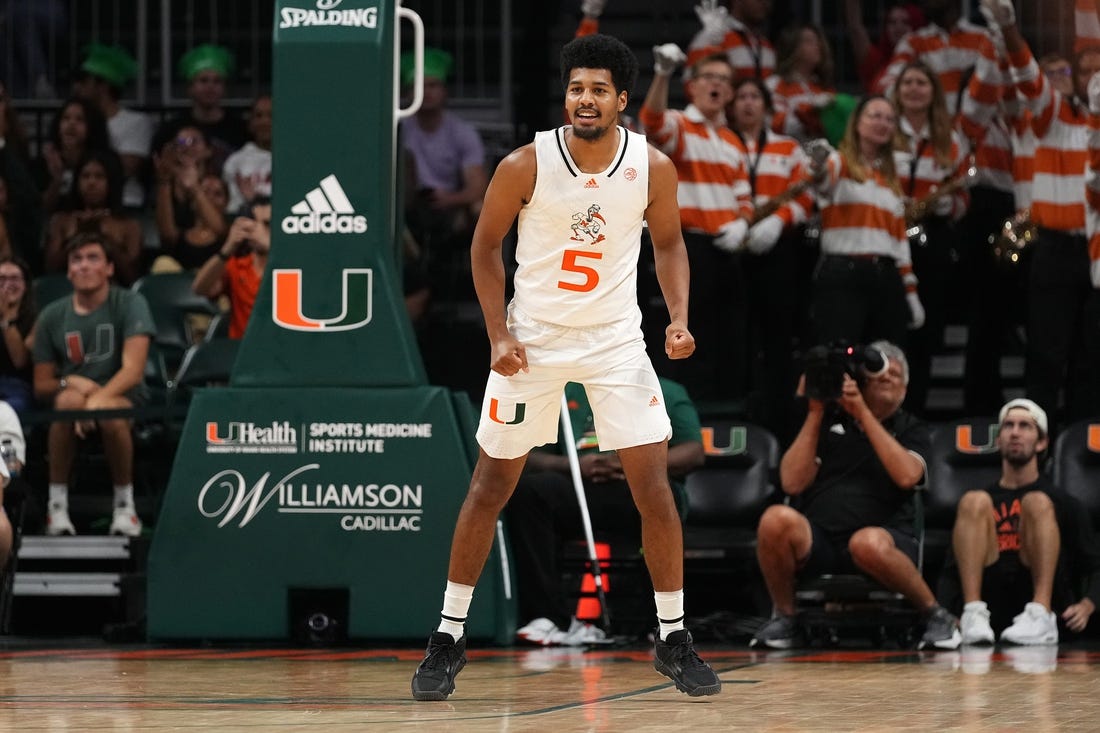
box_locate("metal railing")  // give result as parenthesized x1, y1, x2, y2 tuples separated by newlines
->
(1, 0, 514, 154)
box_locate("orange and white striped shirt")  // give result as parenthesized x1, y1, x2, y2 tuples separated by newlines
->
(730, 128, 813, 227)
(1077, 0, 1100, 53)
(964, 113, 1015, 194)
(816, 152, 915, 291)
(765, 75, 833, 143)
(1085, 112, 1100, 286)
(639, 103, 753, 235)
(1010, 47, 1088, 234)
(1009, 104, 1037, 210)
(895, 117, 971, 221)
(685, 16, 775, 81)
(877, 20, 995, 116)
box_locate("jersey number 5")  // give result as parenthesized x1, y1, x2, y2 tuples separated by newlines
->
(557, 249, 602, 292)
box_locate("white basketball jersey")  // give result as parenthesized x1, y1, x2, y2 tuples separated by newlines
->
(512, 126, 650, 328)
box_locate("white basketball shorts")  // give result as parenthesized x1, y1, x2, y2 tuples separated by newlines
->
(476, 306, 671, 459)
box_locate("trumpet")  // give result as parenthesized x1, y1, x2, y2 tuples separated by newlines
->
(989, 209, 1037, 265)
(904, 164, 978, 246)
(750, 177, 813, 225)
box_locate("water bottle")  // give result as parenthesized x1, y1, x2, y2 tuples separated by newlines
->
(0, 438, 17, 478)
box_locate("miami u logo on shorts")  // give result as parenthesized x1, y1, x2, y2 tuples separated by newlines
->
(488, 398, 526, 425)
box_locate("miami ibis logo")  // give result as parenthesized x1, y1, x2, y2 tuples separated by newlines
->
(272, 268, 373, 331)
(570, 203, 606, 244)
(282, 175, 368, 234)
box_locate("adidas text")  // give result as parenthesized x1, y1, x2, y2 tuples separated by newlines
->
(283, 174, 368, 234)
(282, 211, 368, 234)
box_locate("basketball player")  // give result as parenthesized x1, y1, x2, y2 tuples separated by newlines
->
(411, 33, 722, 700)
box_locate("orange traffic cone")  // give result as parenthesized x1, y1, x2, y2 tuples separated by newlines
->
(575, 542, 611, 621)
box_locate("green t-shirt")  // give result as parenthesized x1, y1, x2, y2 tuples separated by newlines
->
(33, 286, 156, 401)
(545, 377, 703, 513)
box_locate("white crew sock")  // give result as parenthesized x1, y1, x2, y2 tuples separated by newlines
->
(437, 580, 474, 641)
(655, 589, 685, 640)
(48, 483, 68, 510)
(113, 484, 135, 509)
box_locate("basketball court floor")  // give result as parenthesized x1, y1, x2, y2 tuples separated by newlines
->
(0, 639, 1097, 730)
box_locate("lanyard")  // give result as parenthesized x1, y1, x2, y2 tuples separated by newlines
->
(907, 138, 929, 197)
(735, 29, 763, 79)
(736, 127, 768, 196)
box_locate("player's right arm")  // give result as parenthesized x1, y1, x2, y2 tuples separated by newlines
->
(470, 144, 537, 376)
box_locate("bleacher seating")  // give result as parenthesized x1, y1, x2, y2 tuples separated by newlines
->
(132, 273, 221, 372)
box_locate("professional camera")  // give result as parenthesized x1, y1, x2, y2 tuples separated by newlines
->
(803, 342, 889, 401)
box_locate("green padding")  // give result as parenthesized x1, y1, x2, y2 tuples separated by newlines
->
(234, 0, 425, 388)
(147, 386, 514, 641)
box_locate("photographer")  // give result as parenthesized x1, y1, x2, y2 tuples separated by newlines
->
(191, 195, 270, 339)
(750, 340, 961, 650)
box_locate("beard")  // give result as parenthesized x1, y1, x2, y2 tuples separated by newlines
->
(1003, 446, 1037, 468)
(572, 123, 609, 141)
(571, 109, 614, 141)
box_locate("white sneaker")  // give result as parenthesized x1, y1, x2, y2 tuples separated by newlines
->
(999, 602, 1059, 645)
(109, 505, 143, 537)
(46, 504, 76, 536)
(960, 601, 995, 645)
(555, 617, 609, 646)
(516, 617, 562, 646)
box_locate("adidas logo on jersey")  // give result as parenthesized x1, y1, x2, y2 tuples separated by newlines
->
(649, 395, 661, 407)
(584, 177, 599, 189)
(281, 174, 368, 234)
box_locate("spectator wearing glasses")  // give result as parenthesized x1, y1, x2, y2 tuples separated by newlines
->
(640, 45, 753, 401)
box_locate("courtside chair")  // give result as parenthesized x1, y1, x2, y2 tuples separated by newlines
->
(1053, 418, 1100, 530)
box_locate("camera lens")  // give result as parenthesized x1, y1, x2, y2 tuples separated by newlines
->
(861, 347, 889, 378)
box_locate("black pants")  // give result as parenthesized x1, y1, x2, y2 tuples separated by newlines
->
(811, 254, 909, 349)
(659, 231, 746, 401)
(905, 217, 956, 414)
(504, 470, 639, 629)
(959, 187, 1020, 414)
(745, 228, 805, 442)
(1025, 228, 1092, 424)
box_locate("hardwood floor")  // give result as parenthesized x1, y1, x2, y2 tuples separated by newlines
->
(0, 642, 1096, 730)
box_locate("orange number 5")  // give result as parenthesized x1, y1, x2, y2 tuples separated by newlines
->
(558, 249, 603, 292)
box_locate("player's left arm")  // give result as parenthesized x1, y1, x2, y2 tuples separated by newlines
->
(645, 146, 694, 360)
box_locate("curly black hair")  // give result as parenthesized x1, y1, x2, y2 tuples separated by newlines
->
(559, 33, 638, 99)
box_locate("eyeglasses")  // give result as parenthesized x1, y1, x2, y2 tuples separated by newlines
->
(695, 72, 732, 84)
(0, 275, 25, 283)
(1043, 66, 1072, 78)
